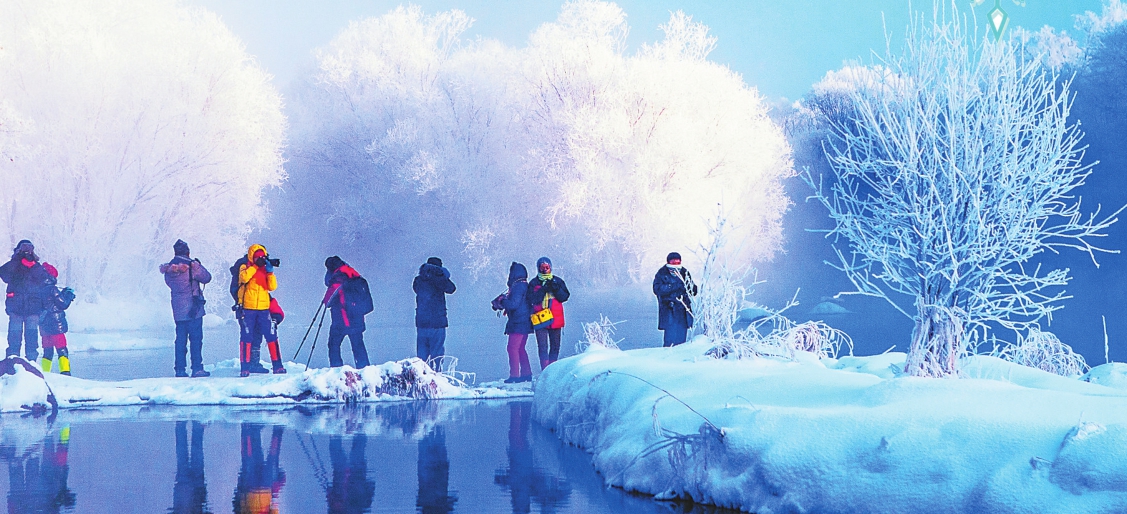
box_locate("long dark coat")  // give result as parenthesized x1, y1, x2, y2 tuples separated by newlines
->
(501, 263, 533, 335)
(653, 265, 697, 330)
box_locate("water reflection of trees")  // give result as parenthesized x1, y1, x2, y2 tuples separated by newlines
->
(495, 401, 571, 513)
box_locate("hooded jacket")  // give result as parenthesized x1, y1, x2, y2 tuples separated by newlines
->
(412, 263, 456, 328)
(501, 262, 533, 335)
(324, 264, 366, 333)
(0, 254, 49, 316)
(238, 244, 277, 311)
(39, 276, 75, 336)
(160, 255, 212, 321)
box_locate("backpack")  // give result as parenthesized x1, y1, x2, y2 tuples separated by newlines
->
(229, 256, 248, 303)
(342, 276, 374, 316)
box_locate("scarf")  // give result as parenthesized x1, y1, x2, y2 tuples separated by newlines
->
(538, 272, 554, 309)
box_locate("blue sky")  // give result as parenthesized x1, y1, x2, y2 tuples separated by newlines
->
(187, 0, 1103, 100)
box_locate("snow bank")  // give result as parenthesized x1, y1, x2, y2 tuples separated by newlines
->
(0, 357, 528, 413)
(0, 357, 56, 414)
(533, 338, 1127, 513)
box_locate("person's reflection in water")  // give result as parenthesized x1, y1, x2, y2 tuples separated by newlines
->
(416, 426, 457, 514)
(327, 434, 375, 514)
(495, 402, 570, 513)
(171, 420, 209, 513)
(5, 425, 76, 514)
(233, 424, 286, 514)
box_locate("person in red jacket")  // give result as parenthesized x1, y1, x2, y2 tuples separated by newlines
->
(323, 256, 372, 368)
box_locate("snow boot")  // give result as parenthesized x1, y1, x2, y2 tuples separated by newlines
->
(267, 341, 286, 374)
(41, 358, 52, 373)
(176, 369, 189, 378)
(57, 349, 70, 376)
(248, 344, 269, 374)
(504, 376, 521, 384)
(191, 369, 211, 378)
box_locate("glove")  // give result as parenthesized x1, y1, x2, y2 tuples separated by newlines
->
(263, 260, 275, 273)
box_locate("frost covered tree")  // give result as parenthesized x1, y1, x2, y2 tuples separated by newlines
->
(282, 1, 792, 285)
(0, 0, 285, 313)
(803, 3, 1119, 377)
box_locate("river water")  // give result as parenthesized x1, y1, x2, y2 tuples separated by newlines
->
(0, 400, 737, 513)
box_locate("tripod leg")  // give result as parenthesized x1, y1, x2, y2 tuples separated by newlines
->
(293, 302, 325, 360)
(306, 305, 330, 368)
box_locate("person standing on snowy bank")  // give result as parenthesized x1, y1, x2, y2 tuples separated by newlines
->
(653, 252, 697, 347)
(413, 257, 456, 368)
(528, 257, 569, 369)
(39, 263, 75, 375)
(160, 239, 213, 378)
(495, 262, 532, 383)
(237, 244, 286, 376)
(0, 240, 49, 362)
(323, 256, 373, 368)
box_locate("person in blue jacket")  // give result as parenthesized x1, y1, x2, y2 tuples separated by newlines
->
(413, 257, 456, 367)
(498, 262, 533, 383)
(652, 252, 697, 347)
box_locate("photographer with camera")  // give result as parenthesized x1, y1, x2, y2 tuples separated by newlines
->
(236, 244, 285, 376)
(0, 240, 50, 362)
(652, 252, 697, 347)
(160, 239, 213, 377)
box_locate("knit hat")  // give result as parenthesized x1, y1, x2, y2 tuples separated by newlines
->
(325, 255, 345, 272)
(173, 239, 190, 256)
(666, 252, 682, 263)
(42, 262, 58, 279)
(426, 257, 443, 267)
(536, 256, 552, 272)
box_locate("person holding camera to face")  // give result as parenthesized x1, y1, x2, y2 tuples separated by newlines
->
(0, 240, 50, 362)
(160, 239, 212, 378)
(236, 244, 286, 376)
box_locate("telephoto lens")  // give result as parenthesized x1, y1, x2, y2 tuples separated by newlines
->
(268, 258, 281, 267)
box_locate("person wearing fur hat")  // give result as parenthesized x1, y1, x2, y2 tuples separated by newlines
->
(527, 257, 570, 369)
(160, 239, 213, 378)
(413, 256, 456, 367)
(0, 240, 49, 362)
(653, 252, 697, 347)
(38, 263, 75, 375)
(323, 256, 373, 368)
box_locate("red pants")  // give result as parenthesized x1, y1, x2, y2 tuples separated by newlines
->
(42, 333, 67, 349)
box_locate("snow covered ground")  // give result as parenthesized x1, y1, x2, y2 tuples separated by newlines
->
(533, 337, 1127, 513)
(0, 357, 530, 413)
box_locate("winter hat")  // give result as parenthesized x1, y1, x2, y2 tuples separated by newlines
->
(508, 262, 528, 286)
(536, 256, 552, 271)
(426, 257, 443, 267)
(13, 240, 32, 254)
(325, 255, 345, 272)
(666, 252, 682, 263)
(173, 239, 190, 256)
(42, 262, 58, 279)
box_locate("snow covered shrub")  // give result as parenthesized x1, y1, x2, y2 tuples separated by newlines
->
(998, 326, 1090, 377)
(775, 321, 854, 360)
(576, 314, 622, 352)
(0, 0, 284, 312)
(803, 2, 1118, 377)
(281, 1, 792, 284)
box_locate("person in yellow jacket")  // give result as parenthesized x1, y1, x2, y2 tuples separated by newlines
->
(238, 244, 285, 376)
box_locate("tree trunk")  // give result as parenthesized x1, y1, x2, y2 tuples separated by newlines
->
(904, 303, 965, 377)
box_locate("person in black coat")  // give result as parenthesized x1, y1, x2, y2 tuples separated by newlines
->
(38, 263, 75, 375)
(0, 240, 49, 362)
(527, 257, 569, 369)
(323, 256, 371, 368)
(498, 262, 533, 383)
(653, 252, 697, 347)
(412, 257, 456, 367)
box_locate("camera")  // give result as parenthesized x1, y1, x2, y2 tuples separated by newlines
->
(254, 256, 281, 268)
